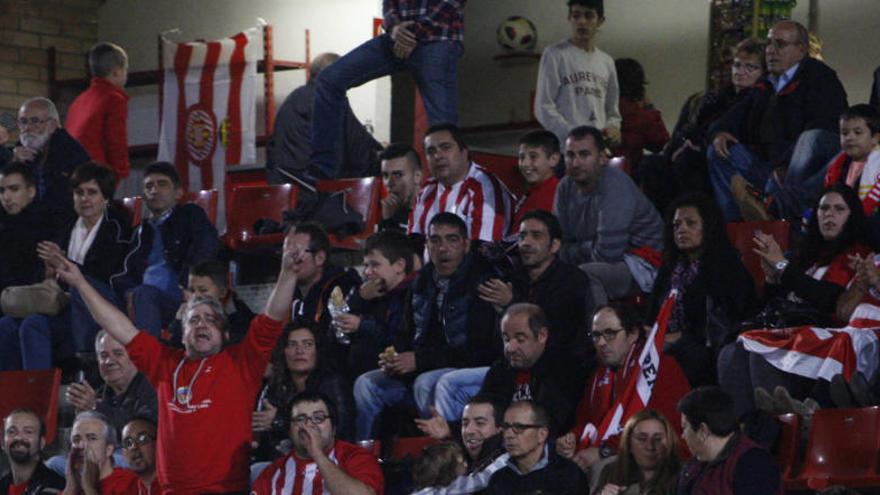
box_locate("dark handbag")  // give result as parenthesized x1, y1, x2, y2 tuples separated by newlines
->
(741, 296, 837, 330)
(283, 190, 365, 238)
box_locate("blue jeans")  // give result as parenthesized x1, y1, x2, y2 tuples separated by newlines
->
(70, 277, 122, 353)
(708, 129, 841, 221)
(0, 314, 72, 370)
(766, 129, 840, 219)
(432, 367, 489, 421)
(310, 34, 462, 179)
(353, 367, 456, 441)
(708, 143, 772, 221)
(128, 284, 181, 340)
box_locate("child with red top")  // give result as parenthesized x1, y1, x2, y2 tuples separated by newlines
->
(510, 130, 561, 234)
(823, 105, 880, 235)
(66, 42, 130, 179)
(52, 239, 301, 494)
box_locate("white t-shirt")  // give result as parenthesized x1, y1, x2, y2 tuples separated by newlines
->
(534, 39, 621, 146)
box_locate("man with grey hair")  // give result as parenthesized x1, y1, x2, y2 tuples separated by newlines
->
(709, 19, 848, 222)
(47, 330, 156, 475)
(51, 239, 302, 493)
(477, 303, 585, 436)
(266, 52, 381, 186)
(12, 96, 90, 216)
(63, 411, 138, 495)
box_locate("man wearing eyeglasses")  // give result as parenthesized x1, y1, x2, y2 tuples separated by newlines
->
(557, 304, 689, 473)
(709, 20, 848, 222)
(252, 392, 383, 495)
(12, 97, 90, 217)
(120, 418, 158, 494)
(63, 411, 139, 495)
(485, 401, 586, 495)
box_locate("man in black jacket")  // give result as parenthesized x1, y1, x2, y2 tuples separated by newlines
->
(266, 52, 381, 186)
(485, 400, 586, 495)
(12, 97, 90, 218)
(353, 213, 499, 440)
(708, 20, 848, 222)
(479, 210, 593, 361)
(0, 409, 65, 495)
(109, 162, 219, 340)
(478, 303, 585, 436)
(0, 163, 56, 298)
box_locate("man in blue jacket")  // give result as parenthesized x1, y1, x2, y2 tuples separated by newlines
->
(109, 162, 219, 339)
(353, 212, 499, 440)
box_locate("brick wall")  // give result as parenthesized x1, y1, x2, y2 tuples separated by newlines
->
(0, 0, 99, 120)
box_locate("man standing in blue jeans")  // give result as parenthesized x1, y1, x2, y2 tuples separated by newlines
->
(310, 0, 465, 181)
(707, 20, 847, 222)
(353, 212, 499, 440)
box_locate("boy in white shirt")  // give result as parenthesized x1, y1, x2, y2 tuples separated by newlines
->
(534, 0, 621, 148)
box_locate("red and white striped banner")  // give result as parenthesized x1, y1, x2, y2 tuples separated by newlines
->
(157, 27, 259, 194)
(581, 290, 677, 447)
(739, 302, 880, 382)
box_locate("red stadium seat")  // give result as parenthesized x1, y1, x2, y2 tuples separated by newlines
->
(0, 369, 61, 444)
(316, 177, 381, 250)
(775, 413, 802, 484)
(224, 184, 299, 251)
(792, 406, 880, 490)
(118, 196, 143, 227)
(470, 151, 525, 199)
(182, 189, 219, 226)
(726, 220, 790, 297)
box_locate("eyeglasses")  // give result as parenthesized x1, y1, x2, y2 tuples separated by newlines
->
(18, 116, 52, 127)
(291, 412, 329, 426)
(590, 327, 625, 342)
(767, 38, 799, 50)
(122, 432, 153, 450)
(500, 422, 543, 435)
(732, 61, 761, 72)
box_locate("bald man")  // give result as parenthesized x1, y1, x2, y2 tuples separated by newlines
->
(266, 52, 381, 186)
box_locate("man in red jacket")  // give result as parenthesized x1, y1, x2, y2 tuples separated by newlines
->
(557, 303, 690, 472)
(66, 42, 130, 180)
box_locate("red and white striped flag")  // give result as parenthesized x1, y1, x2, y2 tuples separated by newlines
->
(739, 301, 880, 382)
(581, 290, 678, 447)
(157, 27, 259, 195)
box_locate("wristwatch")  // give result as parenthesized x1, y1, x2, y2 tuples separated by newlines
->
(774, 259, 789, 274)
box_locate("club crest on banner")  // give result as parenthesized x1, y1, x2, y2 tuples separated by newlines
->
(184, 103, 218, 165)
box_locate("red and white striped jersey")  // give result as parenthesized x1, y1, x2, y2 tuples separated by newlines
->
(251, 441, 383, 495)
(409, 163, 514, 241)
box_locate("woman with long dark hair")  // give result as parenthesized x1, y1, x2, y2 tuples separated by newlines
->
(593, 409, 681, 495)
(720, 184, 875, 416)
(648, 193, 757, 387)
(251, 319, 355, 460)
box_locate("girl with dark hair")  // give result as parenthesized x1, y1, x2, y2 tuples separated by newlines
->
(720, 184, 875, 417)
(647, 193, 757, 387)
(754, 183, 873, 323)
(594, 409, 681, 495)
(251, 320, 355, 460)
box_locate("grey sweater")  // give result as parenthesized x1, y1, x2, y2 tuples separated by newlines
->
(553, 166, 663, 265)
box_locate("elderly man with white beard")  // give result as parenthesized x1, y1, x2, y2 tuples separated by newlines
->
(12, 97, 90, 217)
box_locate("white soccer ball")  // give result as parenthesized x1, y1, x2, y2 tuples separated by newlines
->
(496, 16, 537, 52)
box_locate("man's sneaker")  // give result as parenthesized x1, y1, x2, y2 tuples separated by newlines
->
(731, 175, 774, 221)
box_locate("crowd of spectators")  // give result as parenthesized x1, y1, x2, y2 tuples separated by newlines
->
(2, 0, 880, 494)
